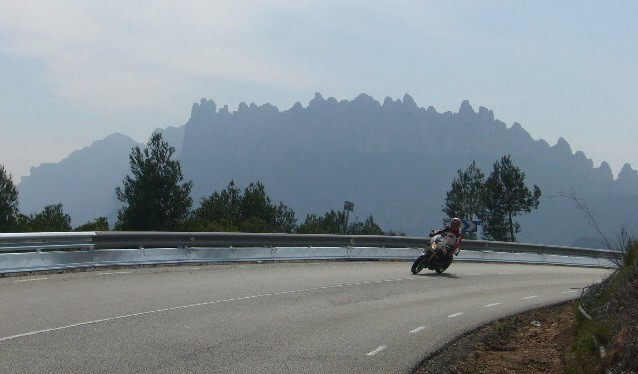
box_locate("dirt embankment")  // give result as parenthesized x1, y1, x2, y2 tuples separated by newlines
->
(413, 301, 581, 374)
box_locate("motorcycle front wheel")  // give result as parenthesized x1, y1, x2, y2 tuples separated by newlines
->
(411, 254, 429, 274)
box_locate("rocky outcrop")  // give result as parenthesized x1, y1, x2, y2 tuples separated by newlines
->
(17, 94, 638, 244)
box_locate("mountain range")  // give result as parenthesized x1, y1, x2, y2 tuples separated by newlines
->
(17, 93, 638, 247)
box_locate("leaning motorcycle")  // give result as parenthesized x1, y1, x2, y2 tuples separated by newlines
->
(410, 234, 454, 274)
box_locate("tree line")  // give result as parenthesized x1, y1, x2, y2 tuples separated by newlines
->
(1, 133, 541, 240)
(443, 157, 541, 242)
(0, 133, 388, 235)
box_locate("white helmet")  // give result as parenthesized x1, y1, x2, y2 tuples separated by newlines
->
(450, 218, 461, 228)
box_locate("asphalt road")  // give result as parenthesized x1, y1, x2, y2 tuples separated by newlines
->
(0, 261, 609, 373)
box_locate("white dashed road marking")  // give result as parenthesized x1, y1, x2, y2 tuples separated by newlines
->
(521, 295, 538, 300)
(15, 277, 49, 282)
(366, 346, 387, 356)
(447, 312, 463, 318)
(484, 303, 501, 307)
(409, 326, 426, 334)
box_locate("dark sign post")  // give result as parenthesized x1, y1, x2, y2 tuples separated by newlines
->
(343, 201, 354, 234)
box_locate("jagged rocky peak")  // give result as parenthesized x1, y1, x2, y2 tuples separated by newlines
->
(191, 98, 217, 118)
(308, 92, 326, 108)
(537, 139, 550, 148)
(575, 150, 587, 160)
(552, 137, 573, 156)
(381, 94, 417, 109)
(219, 105, 230, 115)
(237, 102, 248, 112)
(288, 102, 303, 112)
(618, 163, 638, 181)
(352, 93, 378, 106)
(510, 122, 533, 141)
(402, 94, 417, 108)
(458, 100, 475, 115)
(383, 96, 395, 107)
(574, 151, 594, 169)
(596, 161, 614, 181)
(478, 106, 495, 123)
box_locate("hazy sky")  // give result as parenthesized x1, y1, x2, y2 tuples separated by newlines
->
(1, 1, 636, 182)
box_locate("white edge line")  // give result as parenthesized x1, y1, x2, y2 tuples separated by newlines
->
(15, 277, 49, 282)
(366, 345, 387, 356)
(1, 277, 410, 343)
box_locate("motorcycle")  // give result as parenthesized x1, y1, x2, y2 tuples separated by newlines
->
(411, 233, 455, 274)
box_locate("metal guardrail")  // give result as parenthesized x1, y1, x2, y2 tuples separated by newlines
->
(0, 232, 96, 252)
(92, 232, 429, 250)
(0, 232, 619, 274)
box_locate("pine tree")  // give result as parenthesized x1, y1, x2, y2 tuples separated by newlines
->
(194, 180, 297, 233)
(443, 160, 485, 238)
(481, 155, 541, 241)
(115, 132, 193, 230)
(28, 204, 72, 232)
(0, 165, 19, 232)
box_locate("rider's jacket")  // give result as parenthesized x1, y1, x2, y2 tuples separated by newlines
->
(433, 225, 462, 250)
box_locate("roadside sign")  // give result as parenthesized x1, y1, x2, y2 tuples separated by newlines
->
(461, 219, 479, 233)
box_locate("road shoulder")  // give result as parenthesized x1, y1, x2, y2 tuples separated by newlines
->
(412, 301, 578, 373)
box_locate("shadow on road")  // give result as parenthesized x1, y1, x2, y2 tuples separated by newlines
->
(414, 272, 460, 279)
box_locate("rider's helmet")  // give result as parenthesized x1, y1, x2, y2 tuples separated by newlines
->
(450, 218, 461, 228)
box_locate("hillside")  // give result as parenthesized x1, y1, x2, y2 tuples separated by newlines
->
(179, 94, 638, 245)
(18, 133, 140, 225)
(17, 94, 638, 245)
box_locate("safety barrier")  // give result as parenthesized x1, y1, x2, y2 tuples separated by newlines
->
(0, 232, 618, 274)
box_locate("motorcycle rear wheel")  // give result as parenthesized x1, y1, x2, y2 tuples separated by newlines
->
(434, 255, 453, 274)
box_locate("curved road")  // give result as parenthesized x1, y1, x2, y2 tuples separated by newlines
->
(0, 262, 608, 373)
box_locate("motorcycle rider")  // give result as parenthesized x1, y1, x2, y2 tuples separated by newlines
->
(429, 217, 463, 258)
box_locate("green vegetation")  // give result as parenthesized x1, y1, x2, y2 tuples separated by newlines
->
(482, 155, 541, 241)
(443, 160, 485, 239)
(297, 210, 385, 235)
(188, 180, 296, 233)
(443, 155, 541, 242)
(8, 203, 77, 232)
(25, 203, 72, 232)
(115, 132, 193, 230)
(0, 164, 19, 232)
(0, 135, 394, 234)
(571, 241, 638, 373)
(74, 217, 110, 231)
